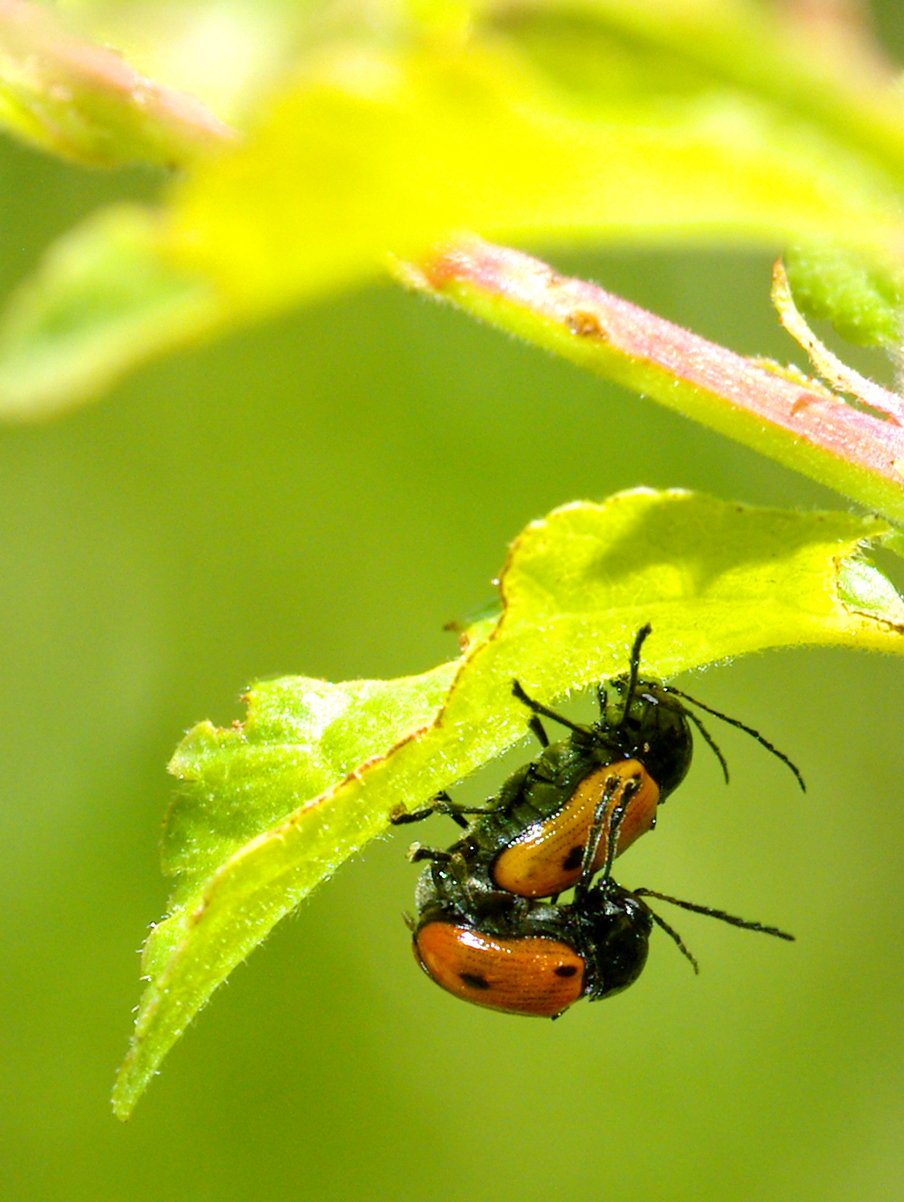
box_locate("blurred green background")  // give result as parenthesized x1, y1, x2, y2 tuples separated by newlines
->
(4, 77, 904, 1202)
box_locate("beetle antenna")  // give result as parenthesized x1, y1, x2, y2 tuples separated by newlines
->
(527, 715, 550, 748)
(664, 687, 806, 792)
(602, 783, 638, 882)
(575, 778, 620, 898)
(618, 623, 653, 728)
(575, 775, 640, 899)
(638, 901, 699, 973)
(633, 888, 795, 942)
(684, 710, 730, 784)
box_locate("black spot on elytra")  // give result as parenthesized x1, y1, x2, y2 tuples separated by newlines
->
(460, 971, 490, 990)
(562, 845, 584, 871)
(554, 964, 578, 978)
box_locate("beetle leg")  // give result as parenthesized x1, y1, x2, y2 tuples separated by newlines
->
(512, 680, 587, 736)
(391, 792, 497, 830)
(407, 843, 452, 865)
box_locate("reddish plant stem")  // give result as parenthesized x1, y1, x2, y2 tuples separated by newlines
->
(404, 236, 904, 524)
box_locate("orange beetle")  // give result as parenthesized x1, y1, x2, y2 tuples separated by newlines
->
(407, 797, 794, 1018)
(393, 624, 803, 902)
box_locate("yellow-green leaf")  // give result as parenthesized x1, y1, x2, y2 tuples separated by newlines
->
(113, 489, 904, 1119)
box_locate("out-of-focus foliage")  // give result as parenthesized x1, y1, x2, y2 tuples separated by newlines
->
(0, 0, 233, 163)
(2, 0, 904, 415)
(0, 205, 219, 416)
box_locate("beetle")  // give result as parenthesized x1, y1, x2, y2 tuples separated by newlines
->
(408, 786, 794, 1017)
(392, 624, 803, 900)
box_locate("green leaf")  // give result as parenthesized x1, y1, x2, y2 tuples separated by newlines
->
(0, 205, 222, 419)
(113, 489, 904, 1118)
(836, 555, 904, 619)
(161, 667, 461, 915)
(783, 243, 904, 348)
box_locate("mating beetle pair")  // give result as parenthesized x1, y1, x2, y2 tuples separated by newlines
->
(391, 625, 803, 1017)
